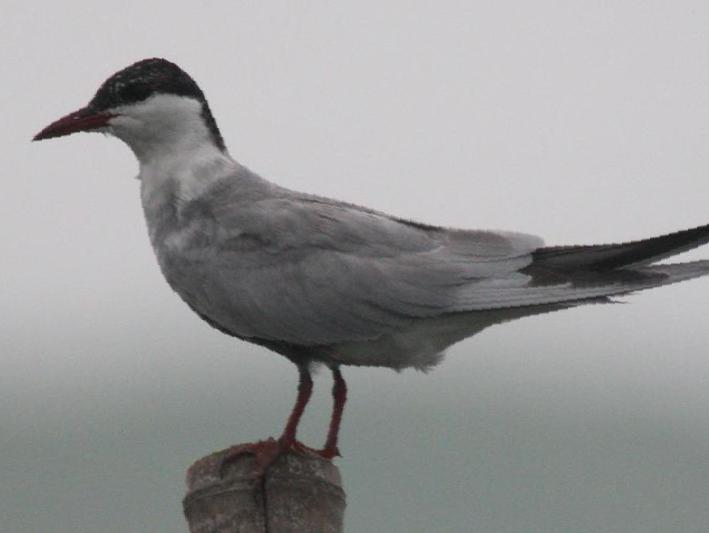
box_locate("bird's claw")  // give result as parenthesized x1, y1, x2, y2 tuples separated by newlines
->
(219, 437, 334, 479)
(219, 438, 283, 478)
(316, 446, 341, 460)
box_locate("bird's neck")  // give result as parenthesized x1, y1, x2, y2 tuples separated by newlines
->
(107, 95, 233, 207)
(139, 141, 236, 208)
(138, 141, 237, 257)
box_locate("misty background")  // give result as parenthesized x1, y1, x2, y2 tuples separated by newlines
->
(2, 2, 709, 532)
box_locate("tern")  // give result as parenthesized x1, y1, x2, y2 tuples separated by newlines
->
(34, 58, 709, 472)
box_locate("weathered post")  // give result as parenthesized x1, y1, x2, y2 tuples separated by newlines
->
(183, 447, 345, 533)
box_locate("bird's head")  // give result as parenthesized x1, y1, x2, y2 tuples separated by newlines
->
(33, 58, 226, 163)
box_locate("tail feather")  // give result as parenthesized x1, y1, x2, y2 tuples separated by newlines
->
(531, 223, 709, 270)
(636, 260, 709, 285)
(501, 223, 709, 311)
(466, 261, 709, 312)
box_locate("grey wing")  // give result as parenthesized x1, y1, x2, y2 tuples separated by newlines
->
(190, 184, 709, 347)
(195, 192, 545, 345)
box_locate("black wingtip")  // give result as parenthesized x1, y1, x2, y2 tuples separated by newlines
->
(530, 223, 709, 271)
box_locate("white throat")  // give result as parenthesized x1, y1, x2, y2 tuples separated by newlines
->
(108, 94, 235, 204)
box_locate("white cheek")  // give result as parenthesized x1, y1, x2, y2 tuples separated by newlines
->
(113, 94, 203, 124)
(108, 114, 142, 128)
(107, 114, 144, 138)
(105, 94, 233, 198)
(104, 95, 211, 161)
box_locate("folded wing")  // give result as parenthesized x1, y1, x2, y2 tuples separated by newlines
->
(186, 177, 709, 346)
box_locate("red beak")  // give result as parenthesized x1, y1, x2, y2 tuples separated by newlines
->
(33, 107, 116, 141)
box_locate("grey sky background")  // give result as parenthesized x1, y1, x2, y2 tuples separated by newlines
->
(3, 2, 709, 532)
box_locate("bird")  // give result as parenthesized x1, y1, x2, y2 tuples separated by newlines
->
(34, 58, 709, 472)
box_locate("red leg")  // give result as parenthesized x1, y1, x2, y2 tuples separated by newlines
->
(220, 366, 313, 477)
(278, 366, 313, 447)
(318, 366, 347, 459)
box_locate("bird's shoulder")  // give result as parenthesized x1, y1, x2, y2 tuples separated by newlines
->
(189, 165, 543, 261)
(192, 169, 439, 256)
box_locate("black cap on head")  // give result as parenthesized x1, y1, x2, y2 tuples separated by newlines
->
(89, 58, 226, 151)
(89, 58, 202, 108)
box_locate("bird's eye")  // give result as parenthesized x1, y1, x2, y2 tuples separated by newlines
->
(118, 82, 153, 103)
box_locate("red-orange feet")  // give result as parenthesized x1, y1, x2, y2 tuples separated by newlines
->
(218, 365, 347, 478)
(293, 441, 341, 460)
(219, 438, 281, 478)
(316, 445, 341, 460)
(219, 437, 328, 478)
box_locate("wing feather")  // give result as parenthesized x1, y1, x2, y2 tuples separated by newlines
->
(178, 180, 544, 345)
(160, 172, 709, 348)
